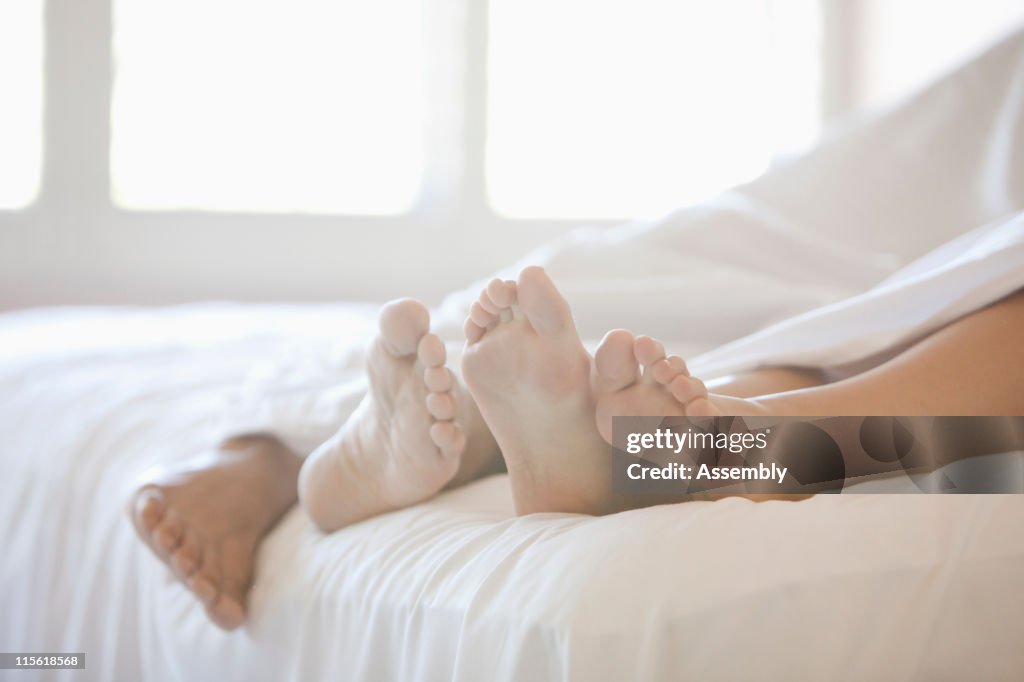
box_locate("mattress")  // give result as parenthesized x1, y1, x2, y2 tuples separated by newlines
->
(1, 304, 1023, 682)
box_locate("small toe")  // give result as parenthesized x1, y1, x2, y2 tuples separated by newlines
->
(417, 333, 446, 368)
(486, 278, 514, 308)
(188, 573, 218, 606)
(426, 392, 457, 421)
(651, 355, 687, 385)
(154, 514, 184, 554)
(207, 595, 246, 631)
(469, 301, 497, 328)
(464, 319, 485, 344)
(670, 375, 708, 405)
(423, 366, 454, 393)
(517, 266, 574, 337)
(171, 530, 203, 579)
(666, 356, 689, 376)
(378, 298, 430, 356)
(430, 421, 466, 457)
(634, 335, 666, 372)
(595, 329, 639, 391)
(477, 289, 501, 315)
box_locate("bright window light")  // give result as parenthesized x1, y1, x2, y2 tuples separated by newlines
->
(487, 0, 820, 220)
(0, 0, 43, 210)
(859, 0, 1024, 109)
(111, 0, 424, 214)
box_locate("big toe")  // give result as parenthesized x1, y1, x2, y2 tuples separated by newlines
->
(516, 266, 574, 337)
(595, 329, 639, 392)
(130, 486, 166, 534)
(378, 298, 430, 356)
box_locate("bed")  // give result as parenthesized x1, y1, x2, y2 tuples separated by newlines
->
(1, 303, 1023, 682)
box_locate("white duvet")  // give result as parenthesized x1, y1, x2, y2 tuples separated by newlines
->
(3, 28, 1024, 682)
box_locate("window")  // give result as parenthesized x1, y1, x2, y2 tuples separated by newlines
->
(7, 0, 1020, 307)
(487, 0, 821, 220)
(108, 0, 821, 220)
(0, 0, 43, 210)
(857, 0, 1024, 109)
(111, 0, 424, 214)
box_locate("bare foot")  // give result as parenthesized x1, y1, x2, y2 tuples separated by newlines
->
(594, 331, 769, 444)
(298, 299, 497, 532)
(128, 435, 300, 630)
(461, 266, 613, 515)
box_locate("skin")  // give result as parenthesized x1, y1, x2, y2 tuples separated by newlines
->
(128, 281, 1024, 627)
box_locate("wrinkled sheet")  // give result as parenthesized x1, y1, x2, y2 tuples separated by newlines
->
(1, 304, 1024, 682)
(3, 26, 1024, 682)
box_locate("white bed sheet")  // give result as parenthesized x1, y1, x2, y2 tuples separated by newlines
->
(2, 304, 1024, 682)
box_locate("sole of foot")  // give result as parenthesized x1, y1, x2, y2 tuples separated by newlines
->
(461, 266, 615, 515)
(128, 435, 300, 630)
(299, 298, 495, 532)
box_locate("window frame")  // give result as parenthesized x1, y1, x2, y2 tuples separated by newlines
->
(0, 0, 842, 308)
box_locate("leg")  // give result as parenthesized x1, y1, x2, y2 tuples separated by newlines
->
(756, 288, 1024, 416)
(128, 434, 301, 630)
(596, 288, 1024, 421)
(590, 288, 1024, 502)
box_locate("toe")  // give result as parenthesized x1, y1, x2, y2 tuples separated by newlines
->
(423, 366, 454, 393)
(486, 278, 515, 308)
(651, 355, 687, 385)
(594, 329, 639, 391)
(417, 333, 446, 368)
(477, 288, 501, 315)
(378, 298, 430, 356)
(469, 301, 497, 329)
(634, 336, 666, 380)
(516, 266, 574, 337)
(464, 318, 485, 344)
(171, 529, 203, 579)
(207, 595, 246, 631)
(667, 355, 689, 376)
(430, 421, 466, 457)
(188, 572, 218, 606)
(153, 513, 184, 555)
(426, 392, 457, 421)
(670, 375, 708, 405)
(130, 487, 166, 534)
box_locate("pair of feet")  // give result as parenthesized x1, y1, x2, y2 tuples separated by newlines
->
(129, 266, 755, 629)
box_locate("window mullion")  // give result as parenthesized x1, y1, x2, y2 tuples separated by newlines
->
(416, 0, 492, 224)
(42, 0, 112, 215)
(457, 0, 491, 219)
